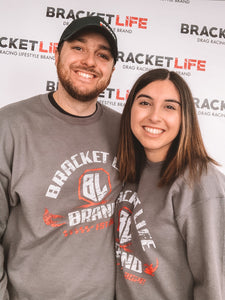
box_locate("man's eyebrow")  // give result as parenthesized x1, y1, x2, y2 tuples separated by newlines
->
(72, 37, 112, 52)
(136, 94, 181, 105)
(99, 45, 112, 52)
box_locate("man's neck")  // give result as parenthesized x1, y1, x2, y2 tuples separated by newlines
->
(53, 89, 98, 117)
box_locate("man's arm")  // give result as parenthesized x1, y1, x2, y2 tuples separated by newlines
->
(0, 112, 14, 300)
(0, 171, 10, 300)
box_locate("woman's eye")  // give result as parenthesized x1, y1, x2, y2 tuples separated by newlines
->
(140, 101, 151, 106)
(166, 105, 176, 110)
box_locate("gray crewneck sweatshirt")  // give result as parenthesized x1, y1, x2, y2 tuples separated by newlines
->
(115, 160, 225, 300)
(0, 93, 122, 300)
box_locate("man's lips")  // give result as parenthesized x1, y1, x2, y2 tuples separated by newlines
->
(76, 70, 95, 79)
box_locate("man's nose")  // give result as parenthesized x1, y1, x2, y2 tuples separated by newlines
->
(81, 51, 96, 67)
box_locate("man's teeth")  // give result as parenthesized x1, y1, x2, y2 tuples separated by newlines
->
(144, 127, 163, 134)
(78, 72, 93, 79)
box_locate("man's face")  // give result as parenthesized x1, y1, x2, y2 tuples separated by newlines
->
(55, 30, 115, 102)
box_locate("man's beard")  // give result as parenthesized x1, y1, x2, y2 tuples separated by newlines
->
(56, 59, 111, 102)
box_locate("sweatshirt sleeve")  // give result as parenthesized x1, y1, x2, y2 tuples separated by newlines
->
(0, 113, 14, 300)
(174, 171, 225, 300)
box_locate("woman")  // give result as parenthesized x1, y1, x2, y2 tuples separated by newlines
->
(115, 68, 225, 300)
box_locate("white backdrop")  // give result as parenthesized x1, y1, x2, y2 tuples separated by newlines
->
(0, 0, 224, 174)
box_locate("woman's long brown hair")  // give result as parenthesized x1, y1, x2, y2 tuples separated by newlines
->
(117, 68, 218, 186)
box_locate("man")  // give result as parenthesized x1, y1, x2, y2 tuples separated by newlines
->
(0, 16, 121, 300)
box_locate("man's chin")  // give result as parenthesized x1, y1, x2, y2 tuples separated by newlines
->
(60, 83, 95, 101)
(68, 90, 99, 102)
(58, 75, 109, 102)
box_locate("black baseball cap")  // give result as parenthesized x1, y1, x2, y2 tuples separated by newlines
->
(58, 16, 118, 64)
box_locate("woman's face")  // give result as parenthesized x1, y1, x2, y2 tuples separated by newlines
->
(131, 79, 181, 162)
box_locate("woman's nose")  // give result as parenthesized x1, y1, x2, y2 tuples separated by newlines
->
(148, 106, 162, 122)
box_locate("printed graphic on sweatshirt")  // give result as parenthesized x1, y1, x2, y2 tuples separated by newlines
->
(115, 189, 158, 285)
(43, 150, 118, 236)
(78, 168, 111, 207)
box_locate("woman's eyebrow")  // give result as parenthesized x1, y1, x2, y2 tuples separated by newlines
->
(165, 99, 181, 106)
(136, 94, 180, 105)
(136, 94, 153, 100)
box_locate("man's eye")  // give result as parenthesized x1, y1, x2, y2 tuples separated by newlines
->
(99, 53, 110, 60)
(72, 46, 82, 51)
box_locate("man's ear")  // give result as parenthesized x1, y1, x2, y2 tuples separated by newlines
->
(55, 49, 59, 66)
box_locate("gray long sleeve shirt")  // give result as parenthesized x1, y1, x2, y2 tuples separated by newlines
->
(0, 93, 122, 300)
(115, 160, 225, 300)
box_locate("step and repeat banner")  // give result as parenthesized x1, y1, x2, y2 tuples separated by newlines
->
(0, 0, 225, 173)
